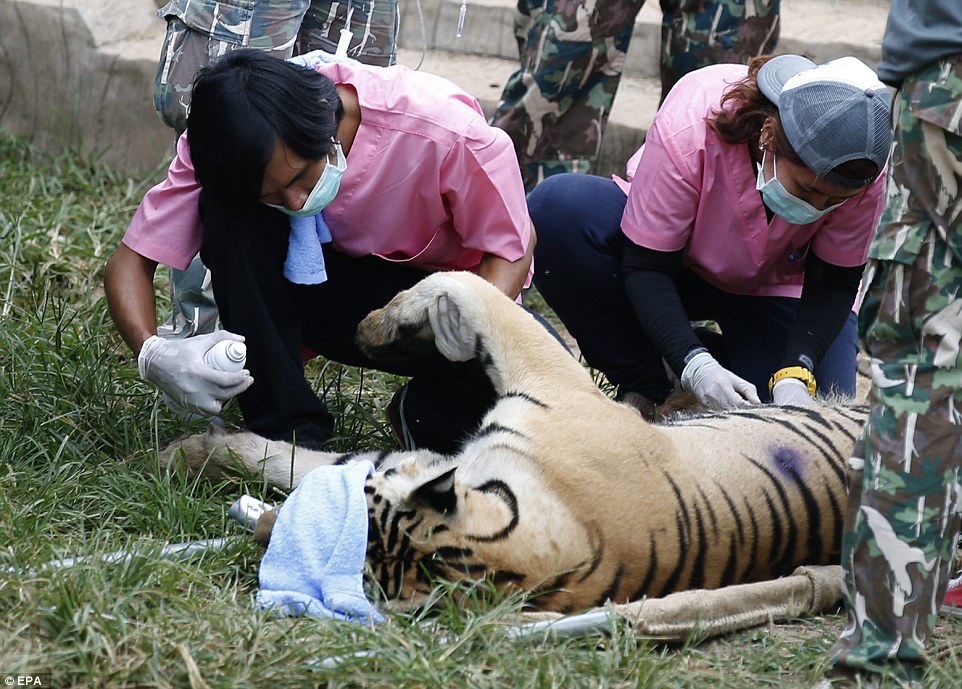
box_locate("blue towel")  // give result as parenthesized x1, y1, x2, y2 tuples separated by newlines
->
(255, 460, 383, 624)
(283, 213, 332, 285)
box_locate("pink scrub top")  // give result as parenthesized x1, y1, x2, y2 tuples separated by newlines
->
(123, 60, 532, 285)
(614, 64, 886, 299)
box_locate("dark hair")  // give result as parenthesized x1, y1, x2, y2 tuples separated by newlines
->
(707, 56, 879, 182)
(186, 49, 343, 206)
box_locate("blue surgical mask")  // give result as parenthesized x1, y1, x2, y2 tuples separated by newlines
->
(266, 141, 347, 217)
(756, 150, 841, 225)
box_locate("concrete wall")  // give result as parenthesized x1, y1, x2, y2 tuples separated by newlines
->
(0, 0, 172, 175)
(0, 0, 889, 178)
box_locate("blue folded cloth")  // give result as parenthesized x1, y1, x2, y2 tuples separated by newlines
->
(284, 213, 332, 285)
(255, 459, 383, 624)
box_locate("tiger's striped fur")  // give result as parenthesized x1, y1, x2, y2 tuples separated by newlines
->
(164, 271, 864, 613)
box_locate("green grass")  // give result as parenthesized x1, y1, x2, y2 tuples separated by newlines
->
(1, 130, 960, 688)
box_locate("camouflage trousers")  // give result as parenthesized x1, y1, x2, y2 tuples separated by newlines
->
(488, 0, 779, 189)
(152, 0, 398, 339)
(829, 56, 962, 681)
(154, 0, 398, 134)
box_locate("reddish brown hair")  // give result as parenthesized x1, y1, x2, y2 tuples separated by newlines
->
(707, 56, 805, 166)
(708, 55, 880, 182)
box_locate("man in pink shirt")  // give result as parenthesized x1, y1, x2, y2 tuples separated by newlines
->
(104, 50, 534, 452)
(528, 54, 891, 418)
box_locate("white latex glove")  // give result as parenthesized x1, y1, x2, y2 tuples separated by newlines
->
(772, 377, 816, 407)
(680, 351, 761, 410)
(428, 294, 474, 361)
(138, 331, 254, 416)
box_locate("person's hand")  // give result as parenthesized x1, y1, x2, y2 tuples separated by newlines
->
(138, 331, 253, 416)
(772, 377, 816, 407)
(680, 351, 761, 410)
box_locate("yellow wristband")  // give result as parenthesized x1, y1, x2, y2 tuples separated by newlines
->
(769, 366, 817, 397)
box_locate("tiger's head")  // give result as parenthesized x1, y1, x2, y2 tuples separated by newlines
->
(253, 446, 599, 610)
(361, 451, 528, 607)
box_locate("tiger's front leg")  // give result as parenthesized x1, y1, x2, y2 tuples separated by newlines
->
(357, 272, 597, 397)
(357, 272, 481, 364)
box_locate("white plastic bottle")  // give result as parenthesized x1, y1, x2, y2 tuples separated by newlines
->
(204, 340, 247, 372)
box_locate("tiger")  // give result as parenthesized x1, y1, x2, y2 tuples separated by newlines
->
(163, 271, 866, 614)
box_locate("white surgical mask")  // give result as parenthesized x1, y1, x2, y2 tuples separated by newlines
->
(266, 141, 347, 217)
(756, 150, 841, 225)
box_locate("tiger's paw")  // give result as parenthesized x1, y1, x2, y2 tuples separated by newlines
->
(157, 425, 240, 479)
(358, 273, 479, 363)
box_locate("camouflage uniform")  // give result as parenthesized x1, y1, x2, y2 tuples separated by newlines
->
(488, 0, 779, 190)
(152, 0, 398, 339)
(154, 0, 398, 134)
(829, 56, 962, 681)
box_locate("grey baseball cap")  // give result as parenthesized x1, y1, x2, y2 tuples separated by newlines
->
(757, 54, 892, 189)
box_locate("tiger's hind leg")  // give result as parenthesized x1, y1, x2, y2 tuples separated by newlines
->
(356, 271, 599, 397)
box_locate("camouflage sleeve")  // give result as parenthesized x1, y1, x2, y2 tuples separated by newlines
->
(868, 57, 962, 265)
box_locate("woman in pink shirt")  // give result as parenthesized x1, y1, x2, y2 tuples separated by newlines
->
(528, 55, 891, 418)
(103, 50, 535, 452)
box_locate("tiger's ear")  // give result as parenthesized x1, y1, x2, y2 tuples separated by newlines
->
(409, 467, 458, 515)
